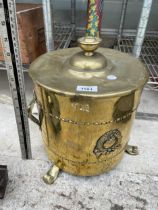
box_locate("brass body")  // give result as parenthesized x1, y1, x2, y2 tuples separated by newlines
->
(29, 37, 148, 176)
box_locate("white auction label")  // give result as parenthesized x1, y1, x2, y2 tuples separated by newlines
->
(76, 86, 98, 92)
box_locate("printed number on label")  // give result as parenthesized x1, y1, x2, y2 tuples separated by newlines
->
(76, 86, 98, 92)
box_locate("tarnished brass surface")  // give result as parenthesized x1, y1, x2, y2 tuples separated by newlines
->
(43, 165, 60, 185)
(27, 95, 42, 127)
(78, 36, 101, 55)
(29, 37, 148, 176)
(29, 45, 148, 98)
(70, 37, 107, 71)
(126, 145, 139, 155)
(30, 85, 142, 176)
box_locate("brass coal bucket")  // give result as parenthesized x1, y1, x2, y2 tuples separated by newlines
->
(28, 37, 148, 184)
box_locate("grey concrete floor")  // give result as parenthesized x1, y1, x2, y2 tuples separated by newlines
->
(0, 70, 158, 210)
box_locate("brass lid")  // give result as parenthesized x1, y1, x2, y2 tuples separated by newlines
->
(29, 37, 149, 98)
(70, 37, 107, 70)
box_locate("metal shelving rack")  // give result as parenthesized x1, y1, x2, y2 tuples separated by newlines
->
(0, 0, 76, 159)
(53, 23, 75, 49)
(116, 36, 158, 90)
(0, 0, 32, 159)
(42, 0, 76, 52)
(116, 0, 158, 91)
(0, 0, 76, 71)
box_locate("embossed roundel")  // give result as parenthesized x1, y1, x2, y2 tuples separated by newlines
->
(93, 129, 122, 158)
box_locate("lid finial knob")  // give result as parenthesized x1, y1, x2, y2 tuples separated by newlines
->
(78, 36, 102, 56)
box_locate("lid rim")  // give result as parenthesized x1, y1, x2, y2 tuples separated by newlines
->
(31, 78, 147, 98)
(29, 47, 149, 97)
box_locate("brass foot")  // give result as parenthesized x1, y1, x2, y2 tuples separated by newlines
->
(125, 144, 139, 155)
(43, 165, 60, 185)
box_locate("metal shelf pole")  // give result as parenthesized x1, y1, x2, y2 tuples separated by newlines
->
(118, 0, 128, 43)
(132, 0, 153, 58)
(42, 0, 54, 51)
(71, 0, 76, 40)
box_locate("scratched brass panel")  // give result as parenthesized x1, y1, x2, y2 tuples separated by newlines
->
(33, 84, 142, 176)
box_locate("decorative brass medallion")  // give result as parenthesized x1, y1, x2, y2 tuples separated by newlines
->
(93, 129, 122, 158)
